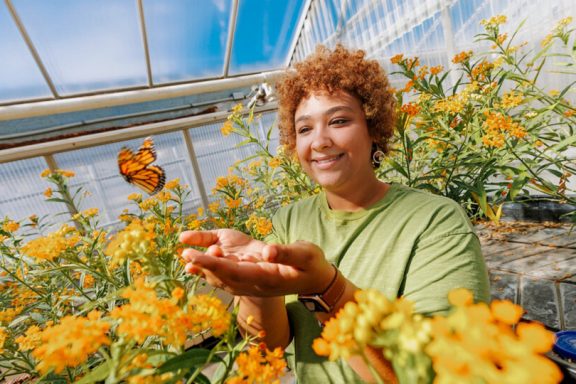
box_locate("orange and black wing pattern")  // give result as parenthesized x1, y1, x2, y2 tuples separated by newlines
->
(118, 137, 166, 195)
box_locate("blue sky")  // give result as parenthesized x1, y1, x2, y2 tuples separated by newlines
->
(0, 0, 306, 103)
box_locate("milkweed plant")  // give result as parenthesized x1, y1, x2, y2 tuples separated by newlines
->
(0, 170, 287, 383)
(0, 14, 571, 384)
(381, 15, 576, 224)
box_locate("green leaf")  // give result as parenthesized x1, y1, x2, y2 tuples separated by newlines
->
(550, 134, 576, 152)
(387, 160, 409, 178)
(156, 348, 221, 374)
(75, 361, 111, 384)
(184, 371, 211, 384)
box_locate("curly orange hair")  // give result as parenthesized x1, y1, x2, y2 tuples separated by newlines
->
(275, 44, 396, 158)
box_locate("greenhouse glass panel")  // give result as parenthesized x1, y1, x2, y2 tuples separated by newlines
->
(229, 0, 307, 75)
(54, 132, 202, 228)
(11, 0, 148, 95)
(189, 111, 278, 198)
(0, 2, 52, 103)
(0, 157, 69, 229)
(144, 0, 232, 83)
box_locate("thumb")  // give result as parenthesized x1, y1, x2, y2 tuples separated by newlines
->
(263, 241, 323, 268)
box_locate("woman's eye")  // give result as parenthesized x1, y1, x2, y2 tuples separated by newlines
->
(331, 118, 348, 125)
(297, 126, 311, 134)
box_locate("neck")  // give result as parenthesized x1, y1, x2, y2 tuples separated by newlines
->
(325, 177, 389, 211)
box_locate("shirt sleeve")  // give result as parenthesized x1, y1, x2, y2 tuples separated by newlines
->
(401, 202, 491, 316)
(264, 206, 288, 245)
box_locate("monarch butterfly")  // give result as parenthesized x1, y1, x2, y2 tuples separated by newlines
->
(118, 137, 166, 195)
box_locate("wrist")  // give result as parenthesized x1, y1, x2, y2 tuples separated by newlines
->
(298, 265, 348, 313)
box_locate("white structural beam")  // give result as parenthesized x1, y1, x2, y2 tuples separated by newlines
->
(0, 103, 277, 164)
(0, 70, 284, 121)
(222, 0, 239, 77)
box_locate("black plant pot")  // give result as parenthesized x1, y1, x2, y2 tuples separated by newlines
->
(502, 196, 576, 223)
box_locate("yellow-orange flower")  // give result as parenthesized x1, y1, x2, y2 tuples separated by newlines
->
(127, 192, 142, 201)
(32, 311, 110, 374)
(226, 345, 286, 384)
(57, 169, 75, 177)
(501, 91, 524, 108)
(139, 198, 158, 211)
(452, 50, 473, 64)
(21, 225, 80, 262)
(105, 220, 156, 265)
(517, 322, 555, 353)
(482, 111, 526, 148)
(209, 201, 220, 213)
(111, 279, 189, 346)
(164, 178, 180, 190)
(448, 288, 474, 306)
(0, 327, 6, 354)
(480, 15, 507, 30)
(390, 54, 404, 64)
(268, 157, 282, 168)
(15, 325, 42, 351)
(221, 120, 233, 136)
(246, 215, 273, 237)
(2, 220, 19, 233)
(430, 65, 444, 75)
(491, 300, 523, 325)
(400, 102, 421, 117)
(185, 294, 231, 337)
(155, 191, 172, 203)
(225, 198, 242, 209)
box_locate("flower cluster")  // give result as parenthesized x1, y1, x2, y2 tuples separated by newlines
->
(313, 288, 562, 384)
(227, 345, 287, 384)
(32, 310, 111, 374)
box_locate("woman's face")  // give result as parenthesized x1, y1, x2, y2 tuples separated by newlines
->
(294, 90, 374, 194)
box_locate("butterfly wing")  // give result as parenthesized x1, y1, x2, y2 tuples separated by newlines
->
(118, 137, 165, 195)
(128, 165, 166, 195)
(118, 147, 138, 180)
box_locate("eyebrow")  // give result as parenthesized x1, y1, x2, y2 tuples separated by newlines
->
(295, 105, 355, 124)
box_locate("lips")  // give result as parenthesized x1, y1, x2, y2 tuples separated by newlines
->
(311, 153, 344, 168)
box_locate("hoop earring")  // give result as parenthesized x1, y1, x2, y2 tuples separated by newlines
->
(372, 149, 385, 166)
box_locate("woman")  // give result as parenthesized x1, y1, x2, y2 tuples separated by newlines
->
(180, 45, 490, 383)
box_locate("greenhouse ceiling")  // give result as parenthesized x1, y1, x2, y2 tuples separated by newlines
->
(1, 0, 573, 146)
(0, 0, 308, 117)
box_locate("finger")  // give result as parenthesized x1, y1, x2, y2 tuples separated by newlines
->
(206, 245, 224, 257)
(192, 253, 295, 283)
(184, 262, 204, 275)
(181, 248, 205, 263)
(263, 241, 322, 268)
(179, 230, 219, 247)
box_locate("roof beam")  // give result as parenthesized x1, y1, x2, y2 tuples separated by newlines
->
(137, 0, 154, 87)
(5, 0, 59, 97)
(222, 0, 239, 77)
(0, 70, 284, 121)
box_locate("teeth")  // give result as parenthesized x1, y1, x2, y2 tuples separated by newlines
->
(315, 154, 341, 163)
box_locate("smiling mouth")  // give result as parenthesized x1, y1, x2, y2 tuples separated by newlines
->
(312, 153, 344, 165)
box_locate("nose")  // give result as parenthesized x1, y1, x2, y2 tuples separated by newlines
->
(311, 125, 333, 151)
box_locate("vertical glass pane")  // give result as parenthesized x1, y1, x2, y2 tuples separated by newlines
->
(54, 132, 201, 228)
(0, 2, 52, 103)
(144, 0, 231, 83)
(12, 0, 147, 95)
(189, 111, 278, 198)
(0, 158, 69, 231)
(230, 0, 307, 75)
